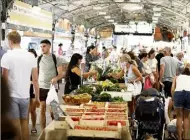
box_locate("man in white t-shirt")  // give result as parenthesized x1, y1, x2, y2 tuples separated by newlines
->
(1, 31, 40, 140)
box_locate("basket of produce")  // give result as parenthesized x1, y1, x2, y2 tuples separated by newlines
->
(63, 93, 92, 105)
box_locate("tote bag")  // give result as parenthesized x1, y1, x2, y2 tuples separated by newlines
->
(144, 76, 152, 90)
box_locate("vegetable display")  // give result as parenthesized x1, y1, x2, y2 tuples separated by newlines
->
(111, 96, 125, 102)
(63, 80, 128, 104)
(63, 93, 92, 105)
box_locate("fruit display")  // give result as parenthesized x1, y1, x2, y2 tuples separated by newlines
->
(66, 108, 84, 112)
(61, 102, 128, 139)
(65, 108, 84, 116)
(63, 93, 92, 105)
(107, 120, 127, 126)
(74, 125, 117, 131)
(107, 108, 126, 113)
(106, 115, 127, 120)
(86, 108, 105, 112)
(82, 116, 105, 120)
(71, 116, 81, 121)
(84, 112, 105, 115)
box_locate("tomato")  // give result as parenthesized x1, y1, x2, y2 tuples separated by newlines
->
(71, 117, 80, 121)
(107, 121, 117, 126)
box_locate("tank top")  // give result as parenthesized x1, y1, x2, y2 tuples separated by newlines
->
(175, 75, 190, 91)
(127, 65, 137, 81)
(67, 67, 81, 87)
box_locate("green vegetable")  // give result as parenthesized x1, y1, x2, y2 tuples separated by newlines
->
(111, 96, 125, 102)
(100, 93, 112, 102)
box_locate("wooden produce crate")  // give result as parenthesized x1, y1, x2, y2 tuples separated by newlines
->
(79, 114, 105, 127)
(54, 121, 69, 130)
(108, 103, 128, 109)
(106, 120, 129, 127)
(83, 102, 106, 108)
(65, 108, 84, 116)
(68, 125, 122, 139)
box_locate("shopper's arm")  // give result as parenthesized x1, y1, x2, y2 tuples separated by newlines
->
(159, 58, 165, 86)
(32, 68, 40, 107)
(171, 76, 177, 97)
(2, 68, 9, 82)
(131, 66, 143, 82)
(159, 64, 164, 84)
(72, 67, 96, 79)
(51, 65, 64, 85)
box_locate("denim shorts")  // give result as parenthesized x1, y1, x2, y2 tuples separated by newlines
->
(174, 90, 190, 110)
(9, 97, 29, 119)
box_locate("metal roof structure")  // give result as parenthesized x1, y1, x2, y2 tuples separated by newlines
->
(37, 0, 190, 30)
(2, 0, 190, 30)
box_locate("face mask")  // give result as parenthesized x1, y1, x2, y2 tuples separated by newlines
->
(120, 62, 126, 70)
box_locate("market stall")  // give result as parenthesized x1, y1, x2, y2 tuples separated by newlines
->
(38, 101, 132, 140)
(38, 76, 134, 140)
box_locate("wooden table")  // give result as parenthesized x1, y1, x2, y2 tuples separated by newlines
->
(38, 120, 132, 140)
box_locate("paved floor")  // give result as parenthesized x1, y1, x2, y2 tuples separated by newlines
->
(30, 84, 190, 140)
(30, 84, 65, 140)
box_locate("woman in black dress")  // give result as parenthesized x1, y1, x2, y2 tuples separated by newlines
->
(65, 53, 97, 94)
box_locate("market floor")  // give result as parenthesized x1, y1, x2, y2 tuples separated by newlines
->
(29, 84, 190, 140)
(30, 84, 65, 140)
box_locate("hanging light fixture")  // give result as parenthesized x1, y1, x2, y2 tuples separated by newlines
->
(114, 0, 124, 2)
(154, 13, 161, 17)
(152, 17, 159, 21)
(122, 3, 144, 11)
(153, 7, 162, 12)
(99, 12, 107, 15)
(108, 19, 114, 22)
(105, 16, 111, 19)
(93, 6, 102, 10)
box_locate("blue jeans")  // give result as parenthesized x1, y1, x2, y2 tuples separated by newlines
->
(174, 90, 190, 110)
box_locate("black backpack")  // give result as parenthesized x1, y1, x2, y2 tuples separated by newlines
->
(37, 54, 60, 89)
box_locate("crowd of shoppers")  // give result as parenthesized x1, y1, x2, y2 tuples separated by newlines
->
(1, 30, 190, 140)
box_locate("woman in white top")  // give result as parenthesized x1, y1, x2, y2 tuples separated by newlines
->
(140, 52, 155, 90)
(171, 65, 190, 140)
(109, 54, 143, 116)
(148, 49, 158, 88)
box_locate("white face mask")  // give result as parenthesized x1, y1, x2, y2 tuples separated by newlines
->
(120, 62, 126, 71)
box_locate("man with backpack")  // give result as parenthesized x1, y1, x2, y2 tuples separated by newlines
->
(38, 40, 63, 130)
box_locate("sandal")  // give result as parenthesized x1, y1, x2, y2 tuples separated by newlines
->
(31, 128, 37, 134)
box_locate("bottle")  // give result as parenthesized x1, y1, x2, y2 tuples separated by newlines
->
(125, 76, 128, 87)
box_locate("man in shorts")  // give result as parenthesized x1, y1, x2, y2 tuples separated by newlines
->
(1, 31, 40, 140)
(159, 47, 179, 97)
(38, 39, 63, 130)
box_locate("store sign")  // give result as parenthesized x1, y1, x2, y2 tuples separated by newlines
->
(114, 22, 153, 34)
(7, 1, 52, 30)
